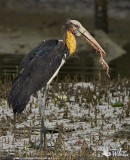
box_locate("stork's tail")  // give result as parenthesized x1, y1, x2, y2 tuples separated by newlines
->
(8, 83, 30, 114)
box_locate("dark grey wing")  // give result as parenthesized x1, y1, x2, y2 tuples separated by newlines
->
(13, 40, 58, 83)
(8, 40, 68, 114)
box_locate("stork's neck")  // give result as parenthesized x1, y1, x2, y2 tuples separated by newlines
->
(65, 30, 76, 55)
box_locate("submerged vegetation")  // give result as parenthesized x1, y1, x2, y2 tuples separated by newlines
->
(0, 76, 130, 159)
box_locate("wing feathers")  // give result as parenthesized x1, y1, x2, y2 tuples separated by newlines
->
(8, 40, 68, 114)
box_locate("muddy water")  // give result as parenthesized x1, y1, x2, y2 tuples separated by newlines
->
(0, 49, 130, 83)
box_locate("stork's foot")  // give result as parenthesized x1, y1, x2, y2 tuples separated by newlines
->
(37, 142, 52, 151)
(28, 140, 46, 150)
(36, 133, 46, 151)
(37, 143, 45, 150)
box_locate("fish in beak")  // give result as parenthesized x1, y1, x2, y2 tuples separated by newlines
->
(66, 19, 110, 77)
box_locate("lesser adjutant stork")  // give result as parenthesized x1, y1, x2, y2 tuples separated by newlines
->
(8, 19, 109, 149)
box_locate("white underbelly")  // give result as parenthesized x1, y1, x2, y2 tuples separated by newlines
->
(47, 58, 65, 85)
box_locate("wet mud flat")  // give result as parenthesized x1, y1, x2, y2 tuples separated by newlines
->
(0, 78, 130, 159)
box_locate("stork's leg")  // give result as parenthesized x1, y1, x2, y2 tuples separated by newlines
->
(38, 85, 48, 149)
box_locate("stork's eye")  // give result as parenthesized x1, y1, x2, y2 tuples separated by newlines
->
(69, 27, 77, 34)
(74, 24, 80, 28)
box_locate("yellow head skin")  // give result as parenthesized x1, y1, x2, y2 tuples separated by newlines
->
(66, 30, 76, 55)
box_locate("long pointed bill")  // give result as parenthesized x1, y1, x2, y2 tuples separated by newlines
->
(80, 29, 110, 77)
(80, 30, 106, 56)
